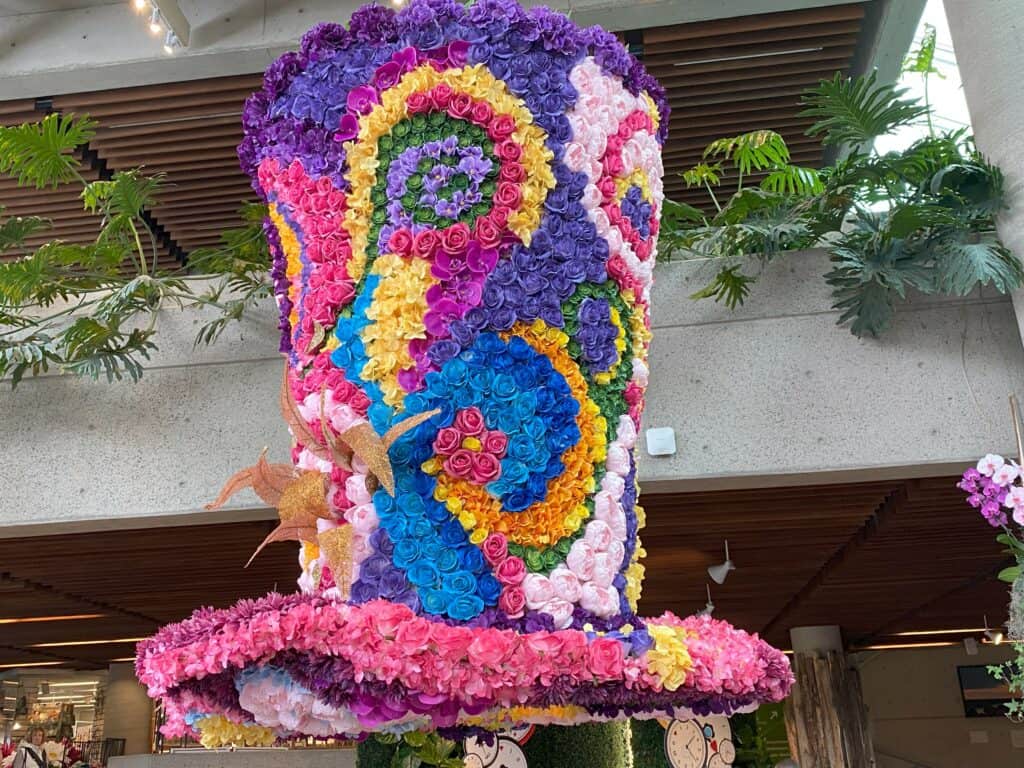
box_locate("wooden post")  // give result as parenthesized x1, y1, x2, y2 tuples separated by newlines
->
(783, 627, 874, 768)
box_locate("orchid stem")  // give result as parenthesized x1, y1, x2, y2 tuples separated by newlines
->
(1010, 394, 1024, 465)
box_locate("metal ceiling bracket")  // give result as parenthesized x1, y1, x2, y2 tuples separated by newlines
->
(153, 0, 190, 47)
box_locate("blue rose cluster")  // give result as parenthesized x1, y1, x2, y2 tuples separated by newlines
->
(370, 483, 502, 620)
(406, 332, 581, 511)
(335, 301, 582, 618)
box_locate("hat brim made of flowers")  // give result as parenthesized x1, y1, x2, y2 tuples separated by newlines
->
(136, 595, 792, 744)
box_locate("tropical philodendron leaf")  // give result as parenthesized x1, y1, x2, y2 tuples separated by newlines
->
(661, 198, 704, 227)
(681, 162, 722, 188)
(930, 159, 1006, 216)
(0, 113, 96, 188)
(933, 234, 1024, 295)
(704, 130, 790, 177)
(689, 265, 755, 309)
(825, 212, 935, 336)
(0, 212, 50, 252)
(802, 71, 928, 148)
(714, 188, 789, 225)
(885, 203, 958, 238)
(760, 165, 824, 197)
(828, 271, 897, 337)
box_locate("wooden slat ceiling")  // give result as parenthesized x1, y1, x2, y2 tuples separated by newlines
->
(0, 476, 1008, 669)
(0, 3, 868, 268)
(0, 520, 295, 669)
(640, 476, 1009, 649)
(647, 2, 867, 205)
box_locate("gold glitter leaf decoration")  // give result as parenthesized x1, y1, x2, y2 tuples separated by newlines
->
(340, 422, 394, 495)
(279, 365, 331, 462)
(318, 525, 355, 600)
(384, 408, 440, 449)
(277, 471, 331, 522)
(335, 408, 440, 497)
(206, 450, 295, 510)
(246, 519, 319, 568)
(245, 471, 329, 567)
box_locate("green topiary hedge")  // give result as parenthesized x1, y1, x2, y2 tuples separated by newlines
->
(356, 721, 633, 767)
(521, 721, 631, 767)
(629, 718, 671, 768)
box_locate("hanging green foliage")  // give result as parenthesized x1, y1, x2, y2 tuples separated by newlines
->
(0, 114, 271, 385)
(663, 33, 1020, 338)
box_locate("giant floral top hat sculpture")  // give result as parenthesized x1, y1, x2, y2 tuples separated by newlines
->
(135, 0, 793, 745)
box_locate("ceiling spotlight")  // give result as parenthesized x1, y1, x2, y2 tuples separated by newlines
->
(707, 540, 736, 585)
(148, 7, 163, 35)
(163, 31, 179, 55)
(698, 584, 715, 616)
(983, 616, 1004, 645)
(132, 0, 148, 11)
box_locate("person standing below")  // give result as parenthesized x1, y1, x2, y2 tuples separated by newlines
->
(11, 727, 47, 768)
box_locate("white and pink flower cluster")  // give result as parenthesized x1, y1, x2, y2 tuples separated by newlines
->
(961, 453, 1024, 528)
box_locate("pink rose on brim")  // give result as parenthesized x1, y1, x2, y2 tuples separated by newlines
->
(468, 631, 513, 667)
(588, 637, 625, 681)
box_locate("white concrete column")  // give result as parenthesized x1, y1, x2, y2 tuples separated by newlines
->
(103, 663, 153, 756)
(944, 1, 1024, 344)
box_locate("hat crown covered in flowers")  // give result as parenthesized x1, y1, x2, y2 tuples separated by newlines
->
(241, 0, 668, 632)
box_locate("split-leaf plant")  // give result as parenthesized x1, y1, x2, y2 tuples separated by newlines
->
(0, 113, 270, 385)
(664, 26, 1021, 336)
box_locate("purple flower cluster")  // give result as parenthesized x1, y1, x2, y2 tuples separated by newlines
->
(576, 298, 618, 373)
(239, 0, 669, 192)
(264, 218, 292, 354)
(350, 529, 421, 611)
(381, 140, 492, 245)
(960, 467, 1010, 527)
(620, 185, 654, 239)
(470, 173, 609, 338)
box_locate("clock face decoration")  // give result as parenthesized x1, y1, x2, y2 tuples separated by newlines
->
(664, 716, 734, 768)
(464, 726, 534, 768)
